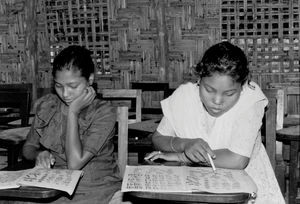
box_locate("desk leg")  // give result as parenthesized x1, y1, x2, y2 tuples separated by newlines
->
(288, 141, 299, 204)
(7, 144, 22, 170)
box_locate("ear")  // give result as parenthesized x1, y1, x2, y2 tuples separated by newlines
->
(196, 78, 201, 86)
(88, 73, 94, 85)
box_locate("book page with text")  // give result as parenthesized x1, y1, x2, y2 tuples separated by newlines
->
(121, 165, 257, 195)
(17, 168, 83, 195)
(122, 165, 189, 193)
(0, 169, 30, 190)
(184, 167, 257, 194)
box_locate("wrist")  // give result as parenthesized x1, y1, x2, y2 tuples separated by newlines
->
(178, 152, 192, 164)
(68, 109, 79, 117)
(170, 137, 179, 152)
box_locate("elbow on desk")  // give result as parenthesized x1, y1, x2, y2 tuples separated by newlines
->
(214, 149, 250, 170)
(224, 156, 249, 170)
(22, 144, 38, 161)
(231, 159, 249, 170)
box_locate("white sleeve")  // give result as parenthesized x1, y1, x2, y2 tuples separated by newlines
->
(156, 116, 176, 137)
(229, 101, 266, 157)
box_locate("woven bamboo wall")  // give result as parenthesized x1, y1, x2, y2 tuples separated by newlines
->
(108, 0, 220, 89)
(0, 0, 299, 109)
(107, 0, 220, 108)
(0, 0, 51, 101)
(221, 0, 300, 89)
(0, 0, 26, 84)
(45, 0, 111, 89)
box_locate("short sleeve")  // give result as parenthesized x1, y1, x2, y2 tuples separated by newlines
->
(82, 102, 116, 155)
(229, 101, 266, 157)
(157, 116, 176, 137)
(23, 97, 46, 149)
(23, 123, 40, 148)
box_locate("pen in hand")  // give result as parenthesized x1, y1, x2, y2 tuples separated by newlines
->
(207, 153, 216, 173)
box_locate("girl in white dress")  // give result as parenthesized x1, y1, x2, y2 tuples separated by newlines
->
(145, 41, 285, 203)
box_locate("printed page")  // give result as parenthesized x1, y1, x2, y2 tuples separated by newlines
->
(121, 165, 190, 193)
(121, 165, 257, 194)
(0, 169, 30, 189)
(17, 168, 83, 195)
(184, 166, 258, 194)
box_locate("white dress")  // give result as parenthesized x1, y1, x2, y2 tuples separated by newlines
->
(157, 82, 285, 204)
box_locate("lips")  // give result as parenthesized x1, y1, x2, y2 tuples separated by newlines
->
(208, 107, 223, 116)
(63, 99, 72, 104)
(210, 108, 222, 113)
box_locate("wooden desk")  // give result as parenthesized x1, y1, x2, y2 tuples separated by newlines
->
(128, 119, 160, 133)
(0, 126, 30, 170)
(276, 125, 300, 204)
(128, 191, 250, 204)
(283, 116, 300, 128)
(128, 119, 159, 163)
(0, 164, 62, 202)
(0, 186, 61, 201)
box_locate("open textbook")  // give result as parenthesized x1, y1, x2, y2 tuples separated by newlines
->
(0, 167, 83, 195)
(121, 165, 257, 195)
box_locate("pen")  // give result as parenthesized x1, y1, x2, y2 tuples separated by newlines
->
(207, 153, 216, 173)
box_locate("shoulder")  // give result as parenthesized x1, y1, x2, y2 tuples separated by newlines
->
(232, 81, 267, 116)
(90, 98, 115, 112)
(240, 81, 268, 106)
(82, 98, 116, 120)
(243, 81, 266, 99)
(170, 82, 198, 98)
(175, 82, 197, 92)
(33, 94, 60, 113)
(161, 82, 200, 111)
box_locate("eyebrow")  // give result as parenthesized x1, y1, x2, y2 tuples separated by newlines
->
(204, 83, 238, 93)
(53, 80, 79, 86)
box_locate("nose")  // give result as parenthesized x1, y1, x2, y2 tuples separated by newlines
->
(62, 87, 70, 98)
(212, 94, 223, 105)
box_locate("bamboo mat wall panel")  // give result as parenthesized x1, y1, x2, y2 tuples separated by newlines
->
(109, 0, 221, 108)
(1, 0, 299, 112)
(0, 0, 51, 91)
(109, 0, 221, 86)
(221, 0, 300, 88)
(0, 0, 26, 84)
(45, 0, 110, 77)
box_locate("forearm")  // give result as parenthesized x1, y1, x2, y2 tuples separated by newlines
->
(152, 131, 189, 152)
(212, 149, 249, 169)
(65, 112, 84, 169)
(22, 144, 41, 161)
(152, 132, 249, 169)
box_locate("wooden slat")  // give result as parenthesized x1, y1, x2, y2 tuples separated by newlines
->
(102, 89, 141, 98)
(117, 106, 128, 177)
(265, 97, 277, 169)
(102, 89, 142, 124)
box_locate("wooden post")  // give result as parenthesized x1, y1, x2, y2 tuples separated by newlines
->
(25, 0, 38, 103)
(156, 0, 169, 82)
(117, 106, 128, 177)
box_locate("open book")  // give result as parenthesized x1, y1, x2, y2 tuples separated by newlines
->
(0, 167, 83, 195)
(121, 165, 257, 195)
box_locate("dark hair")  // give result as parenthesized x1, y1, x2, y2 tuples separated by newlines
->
(194, 41, 249, 85)
(52, 45, 94, 80)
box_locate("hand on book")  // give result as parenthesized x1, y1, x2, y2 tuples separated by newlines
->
(144, 151, 187, 162)
(36, 150, 55, 168)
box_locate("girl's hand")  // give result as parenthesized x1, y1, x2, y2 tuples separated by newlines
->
(69, 86, 96, 115)
(36, 151, 55, 168)
(144, 151, 182, 162)
(183, 138, 215, 163)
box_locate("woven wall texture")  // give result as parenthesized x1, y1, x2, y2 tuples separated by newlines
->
(0, 0, 299, 106)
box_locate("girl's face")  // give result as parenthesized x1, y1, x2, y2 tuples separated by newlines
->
(199, 73, 242, 117)
(54, 69, 92, 106)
